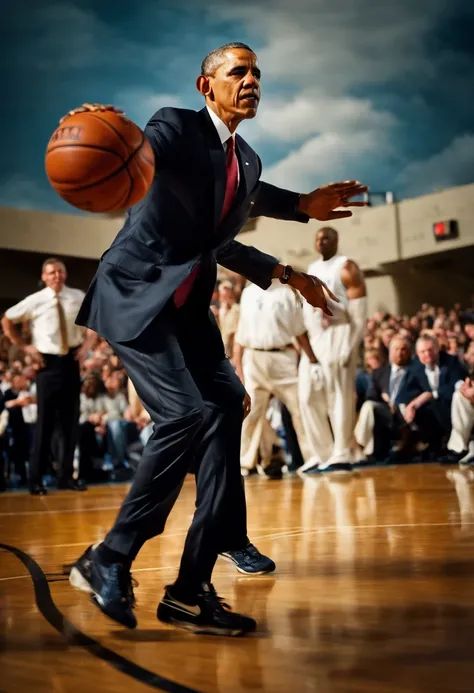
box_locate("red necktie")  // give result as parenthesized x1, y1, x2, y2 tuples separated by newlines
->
(174, 136, 238, 308)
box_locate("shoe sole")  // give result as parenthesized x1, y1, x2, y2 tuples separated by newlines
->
(219, 553, 275, 576)
(158, 613, 245, 637)
(69, 566, 94, 594)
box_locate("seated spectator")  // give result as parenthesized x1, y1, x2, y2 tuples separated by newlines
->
(3, 372, 36, 485)
(124, 379, 153, 468)
(354, 335, 417, 461)
(463, 341, 474, 376)
(78, 375, 107, 482)
(355, 348, 383, 412)
(101, 372, 132, 470)
(405, 335, 467, 456)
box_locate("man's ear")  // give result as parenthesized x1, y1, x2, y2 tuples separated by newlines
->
(196, 75, 213, 99)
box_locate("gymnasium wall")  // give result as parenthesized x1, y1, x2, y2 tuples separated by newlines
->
(0, 182, 473, 314)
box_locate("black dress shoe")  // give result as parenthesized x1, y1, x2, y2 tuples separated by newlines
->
(30, 483, 48, 495)
(57, 478, 88, 491)
(157, 582, 256, 636)
(220, 543, 276, 575)
(69, 545, 137, 628)
(440, 450, 468, 465)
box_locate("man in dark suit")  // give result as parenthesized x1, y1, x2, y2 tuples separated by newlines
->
(405, 335, 467, 457)
(354, 335, 416, 461)
(68, 42, 367, 636)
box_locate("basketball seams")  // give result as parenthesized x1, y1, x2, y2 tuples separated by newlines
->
(85, 112, 141, 152)
(46, 112, 153, 212)
(51, 159, 130, 192)
(114, 167, 134, 211)
(46, 144, 125, 161)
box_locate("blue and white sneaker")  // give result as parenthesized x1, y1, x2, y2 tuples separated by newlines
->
(220, 543, 276, 575)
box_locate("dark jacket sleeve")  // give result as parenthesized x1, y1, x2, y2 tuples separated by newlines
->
(250, 181, 310, 223)
(215, 241, 279, 290)
(366, 371, 381, 402)
(143, 108, 184, 163)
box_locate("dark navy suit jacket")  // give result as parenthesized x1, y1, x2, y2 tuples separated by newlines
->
(366, 361, 421, 408)
(76, 107, 309, 343)
(410, 351, 467, 419)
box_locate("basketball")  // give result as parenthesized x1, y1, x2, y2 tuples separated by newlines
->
(45, 109, 155, 213)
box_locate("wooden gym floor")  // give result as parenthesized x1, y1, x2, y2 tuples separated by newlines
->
(1, 463, 474, 693)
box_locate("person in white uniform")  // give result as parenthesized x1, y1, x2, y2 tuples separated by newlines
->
(1, 258, 95, 495)
(299, 227, 367, 473)
(233, 279, 319, 476)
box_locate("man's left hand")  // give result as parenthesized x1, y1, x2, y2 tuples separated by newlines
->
(289, 271, 339, 316)
(298, 180, 368, 221)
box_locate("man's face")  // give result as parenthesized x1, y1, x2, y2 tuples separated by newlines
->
(390, 339, 411, 366)
(42, 263, 66, 293)
(12, 375, 27, 392)
(465, 342, 474, 366)
(315, 228, 338, 260)
(382, 328, 396, 347)
(465, 324, 474, 340)
(416, 340, 438, 367)
(203, 49, 261, 123)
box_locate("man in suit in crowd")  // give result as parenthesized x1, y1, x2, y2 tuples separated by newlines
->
(407, 335, 467, 457)
(354, 335, 417, 461)
(68, 42, 367, 637)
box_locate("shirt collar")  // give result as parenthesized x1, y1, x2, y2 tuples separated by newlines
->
(44, 286, 66, 298)
(206, 105, 232, 147)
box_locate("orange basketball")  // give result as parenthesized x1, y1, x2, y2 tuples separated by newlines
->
(45, 110, 155, 213)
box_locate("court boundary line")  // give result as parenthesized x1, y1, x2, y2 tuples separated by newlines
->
(0, 543, 202, 693)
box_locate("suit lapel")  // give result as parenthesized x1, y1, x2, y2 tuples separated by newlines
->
(198, 108, 226, 229)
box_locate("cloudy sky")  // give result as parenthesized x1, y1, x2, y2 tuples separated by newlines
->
(4, 0, 474, 213)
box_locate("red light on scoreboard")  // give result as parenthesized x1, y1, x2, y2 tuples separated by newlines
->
(432, 220, 458, 241)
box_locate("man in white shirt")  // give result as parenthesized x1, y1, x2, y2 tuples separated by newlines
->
(1, 258, 94, 494)
(233, 279, 317, 477)
(299, 227, 367, 474)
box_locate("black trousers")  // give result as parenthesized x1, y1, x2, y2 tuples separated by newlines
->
(104, 304, 248, 592)
(29, 349, 81, 486)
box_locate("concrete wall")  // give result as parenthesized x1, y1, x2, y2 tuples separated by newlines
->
(0, 206, 122, 259)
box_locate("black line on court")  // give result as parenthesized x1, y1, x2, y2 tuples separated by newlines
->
(0, 543, 201, 693)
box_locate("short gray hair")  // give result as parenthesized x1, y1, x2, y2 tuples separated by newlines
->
(416, 334, 439, 351)
(201, 42, 254, 76)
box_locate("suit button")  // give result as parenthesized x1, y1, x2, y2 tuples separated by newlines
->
(250, 201, 254, 205)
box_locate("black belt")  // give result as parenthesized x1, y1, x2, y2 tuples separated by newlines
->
(251, 344, 293, 352)
(40, 346, 80, 359)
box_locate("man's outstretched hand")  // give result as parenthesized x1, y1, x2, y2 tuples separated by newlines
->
(288, 271, 338, 316)
(298, 180, 369, 221)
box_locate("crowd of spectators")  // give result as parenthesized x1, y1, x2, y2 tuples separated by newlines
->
(1, 274, 473, 490)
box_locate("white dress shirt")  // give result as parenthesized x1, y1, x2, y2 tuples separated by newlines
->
(425, 364, 440, 399)
(235, 280, 306, 350)
(206, 106, 240, 185)
(389, 364, 405, 402)
(5, 285, 86, 355)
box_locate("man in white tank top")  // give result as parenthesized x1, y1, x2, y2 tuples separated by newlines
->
(298, 227, 367, 473)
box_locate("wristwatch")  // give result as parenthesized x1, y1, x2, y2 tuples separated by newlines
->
(279, 265, 293, 284)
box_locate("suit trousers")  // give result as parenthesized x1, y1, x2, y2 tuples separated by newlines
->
(240, 348, 312, 471)
(104, 303, 247, 591)
(30, 350, 81, 486)
(354, 400, 396, 460)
